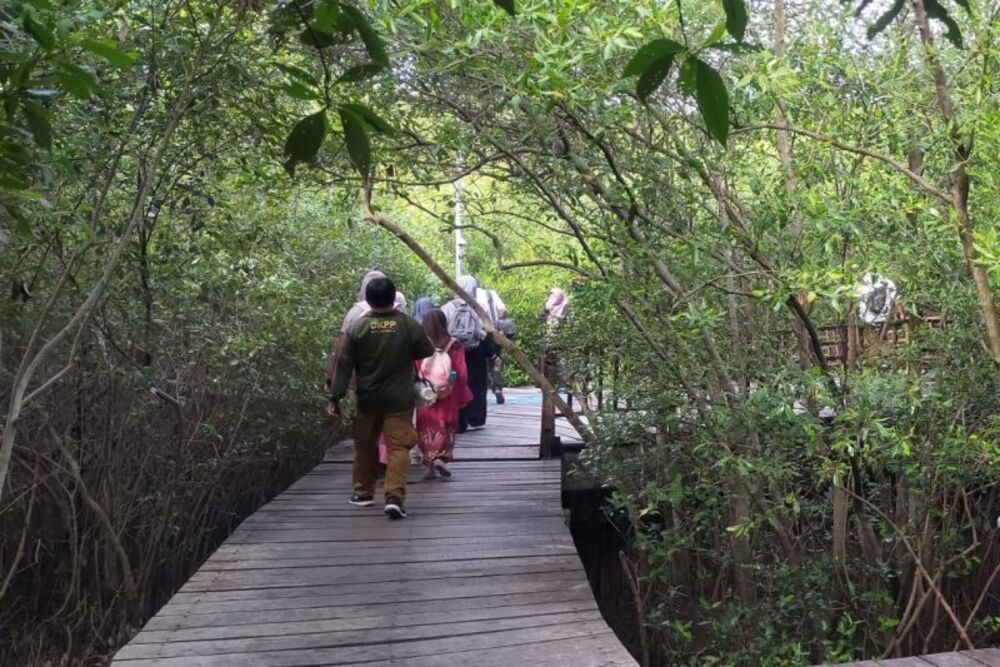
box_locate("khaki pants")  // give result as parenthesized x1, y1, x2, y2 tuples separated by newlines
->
(354, 409, 416, 500)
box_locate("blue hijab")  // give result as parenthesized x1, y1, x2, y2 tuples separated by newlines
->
(413, 297, 436, 324)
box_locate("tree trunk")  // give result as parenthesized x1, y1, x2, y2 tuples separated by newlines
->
(913, 0, 1000, 376)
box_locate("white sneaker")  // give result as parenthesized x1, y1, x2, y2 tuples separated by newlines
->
(409, 449, 423, 465)
(432, 459, 452, 478)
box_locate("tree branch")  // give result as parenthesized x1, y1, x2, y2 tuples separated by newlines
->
(734, 123, 950, 202)
(361, 182, 593, 444)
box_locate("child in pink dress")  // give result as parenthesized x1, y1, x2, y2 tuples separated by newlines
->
(414, 309, 471, 477)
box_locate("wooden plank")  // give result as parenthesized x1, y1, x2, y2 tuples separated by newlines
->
(132, 598, 602, 644)
(923, 653, 996, 667)
(962, 650, 1000, 666)
(145, 585, 597, 631)
(208, 534, 567, 561)
(181, 555, 585, 592)
(364, 633, 636, 667)
(115, 619, 619, 665)
(161, 572, 591, 613)
(115, 610, 603, 660)
(236, 513, 566, 530)
(232, 514, 571, 533)
(230, 524, 570, 545)
(199, 544, 580, 571)
(820, 651, 1000, 667)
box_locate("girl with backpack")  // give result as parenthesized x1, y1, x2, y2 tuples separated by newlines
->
(414, 309, 471, 478)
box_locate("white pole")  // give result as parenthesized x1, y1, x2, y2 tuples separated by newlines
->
(454, 155, 465, 279)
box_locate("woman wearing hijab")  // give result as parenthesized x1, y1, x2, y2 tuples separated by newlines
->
(394, 291, 409, 316)
(544, 287, 568, 335)
(539, 287, 568, 400)
(412, 297, 436, 325)
(414, 309, 471, 477)
(443, 275, 490, 432)
(326, 270, 385, 390)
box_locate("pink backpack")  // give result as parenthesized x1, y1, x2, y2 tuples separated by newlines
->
(419, 341, 454, 398)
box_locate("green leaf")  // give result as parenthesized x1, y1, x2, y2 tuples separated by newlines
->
(0, 51, 31, 63)
(493, 0, 515, 16)
(722, 0, 748, 42)
(337, 63, 384, 83)
(0, 141, 32, 163)
(280, 82, 320, 100)
(340, 3, 388, 68)
(677, 57, 697, 95)
(339, 107, 372, 178)
(21, 100, 52, 149)
(58, 63, 100, 99)
(284, 110, 327, 175)
(636, 54, 674, 102)
(298, 28, 337, 49)
(623, 38, 685, 78)
(924, 0, 963, 48)
(693, 59, 729, 146)
(12, 59, 36, 88)
(23, 12, 55, 50)
(338, 103, 395, 135)
(866, 0, 905, 39)
(275, 62, 320, 87)
(314, 0, 352, 33)
(705, 21, 727, 47)
(0, 171, 30, 190)
(953, 0, 970, 14)
(81, 37, 136, 68)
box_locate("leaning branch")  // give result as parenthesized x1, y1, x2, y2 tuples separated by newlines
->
(361, 182, 593, 444)
(734, 123, 951, 203)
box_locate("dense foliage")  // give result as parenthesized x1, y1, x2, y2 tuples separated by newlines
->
(2, 0, 1000, 665)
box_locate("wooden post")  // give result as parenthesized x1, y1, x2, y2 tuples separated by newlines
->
(539, 350, 561, 459)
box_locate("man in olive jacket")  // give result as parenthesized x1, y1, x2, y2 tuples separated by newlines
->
(328, 277, 434, 519)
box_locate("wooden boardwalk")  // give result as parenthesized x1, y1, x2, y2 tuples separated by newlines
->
(822, 650, 1000, 666)
(113, 389, 637, 666)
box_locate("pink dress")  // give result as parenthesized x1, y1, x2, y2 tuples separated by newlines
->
(377, 341, 471, 465)
(415, 342, 472, 463)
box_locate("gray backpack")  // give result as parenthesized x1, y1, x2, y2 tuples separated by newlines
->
(448, 300, 484, 349)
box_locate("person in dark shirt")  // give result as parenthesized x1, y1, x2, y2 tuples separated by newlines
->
(328, 277, 434, 519)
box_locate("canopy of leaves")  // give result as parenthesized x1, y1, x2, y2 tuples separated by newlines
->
(2, 0, 999, 665)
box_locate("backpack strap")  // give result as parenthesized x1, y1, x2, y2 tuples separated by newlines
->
(485, 289, 497, 324)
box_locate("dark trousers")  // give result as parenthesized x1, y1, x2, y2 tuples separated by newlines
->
(490, 354, 504, 392)
(460, 342, 489, 429)
(490, 333, 512, 392)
